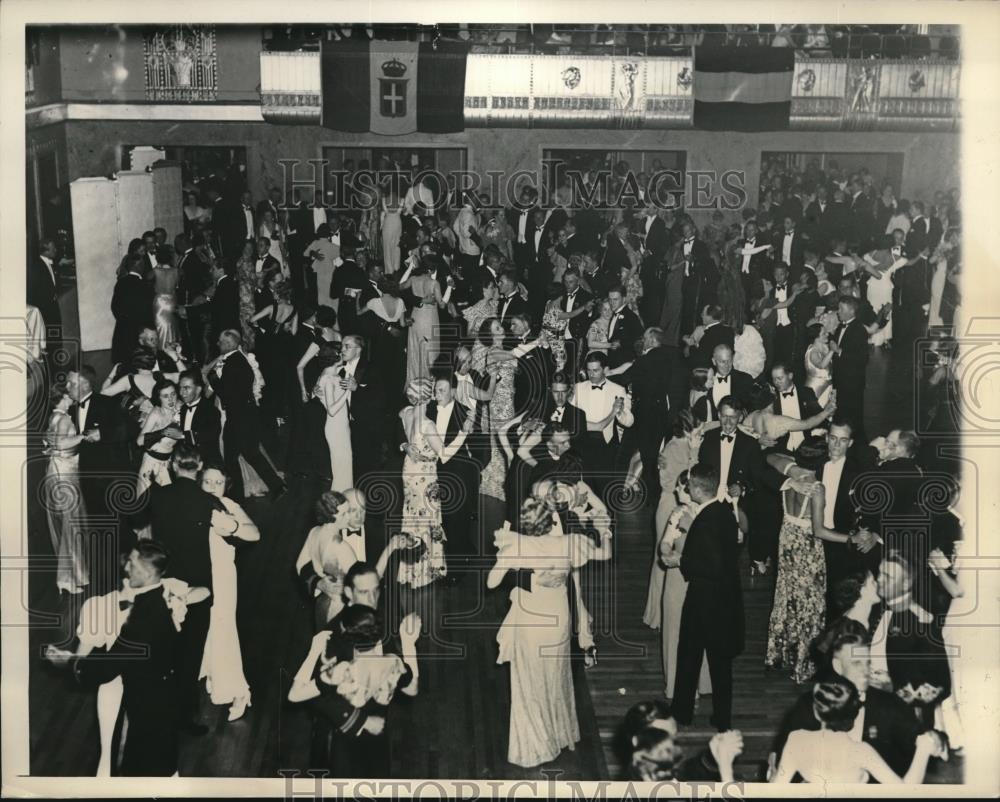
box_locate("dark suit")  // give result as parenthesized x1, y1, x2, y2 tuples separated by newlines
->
(691, 322, 734, 370)
(678, 237, 717, 339)
(773, 229, 806, 274)
(27, 256, 61, 328)
(803, 200, 833, 247)
(128, 476, 221, 729)
(330, 259, 366, 335)
(735, 239, 770, 319)
(541, 401, 588, 445)
(580, 267, 614, 304)
(178, 398, 221, 463)
(831, 318, 869, 441)
(72, 586, 181, 775)
(698, 369, 755, 422)
(773, 686, 924, 779)
(770, 384, 821, 452)
(342, 357, 386, 484)
(699, 427, 786, 563)
(606, 305, 643, 369)
(638, 217, 670, 326)
(210, 274, 240, 342)
(507, 205, 538, 271)
(882, 605, 951, 704)
(556, 288, 593, 375)
(497, 292, 529, 326)
(672, 500, 744, 729)
(176, 248, 214, 361)
(208, 350, 284, 500)
(73, 393, 133, 545)
(111, 273, 155, 364)
(426, 400, 480, 566)
(513, 339, 556, 421)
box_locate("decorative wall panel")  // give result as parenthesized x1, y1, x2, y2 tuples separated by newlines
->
(144, 25, 218, 102)
(260, 51, 321, 123)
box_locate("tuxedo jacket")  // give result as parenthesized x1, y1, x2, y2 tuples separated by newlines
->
(255, 253, 281, 278)
(557, 289, 594, 340)
(698, 369, 755, 420)
(210, 274, 241, 336)
(772, 229, 807, 273)
(73, 586, 181, 776)
(424, 400, 480, 471)
(832, 318, 869, 388)
(693, 323, 735, 369)
(540, 400, 588, 443)
(580, 267, 614, 301)
(557, 233, 589, 259)
(497, 292, 529, 325)
(27, 256, 61, 326)
(679, 500, 745, 656)
(131, 477, 220, 592)
(606, 306, 644, 368)
(344, 357, 384, 431)
(773, 686, 923, 779)
(770, 384, 822, 420)
(602, 235, 632, 275)
(176, 249, 213, 305)
(698, 427, 785, 494)
(208, 350, 257, 423)
(642, 217, 670, 264)
(884, 606, 952, 701)
(816, 452, 875, 532)
(74, 393, 134, 514)
(111, 274, 155, 362)
(506, 205, 538, 246)
(513, 342, 556, 420)
(736, 237, 771, 290)
(617, 345, 685, 422)
(289, 202, 319, 242)
(803, 200, 833, 243)
(905, 216, 931, 255)
(670, 237, 714, 284)
(179, 398, 221, 462)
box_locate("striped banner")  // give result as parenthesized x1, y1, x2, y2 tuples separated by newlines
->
(693, 47, 794, 131)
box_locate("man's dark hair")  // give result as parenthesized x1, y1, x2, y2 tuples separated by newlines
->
(344, 561, 379, 590)
(135, 540, 170, 576)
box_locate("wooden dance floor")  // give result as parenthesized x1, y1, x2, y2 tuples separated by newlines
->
(24, 349, 961, 781)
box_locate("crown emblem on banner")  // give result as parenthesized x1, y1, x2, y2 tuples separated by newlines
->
(381, 58, 407, 78)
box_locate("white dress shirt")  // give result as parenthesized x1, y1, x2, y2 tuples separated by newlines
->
(563, 291, 578, 339)
(711, 372, 732, 411)
(682, 237, 694, 275)
(717, 430, 737, 496)
(774, 282, 791, 326)
(821, 456, 846, 529)
(40, 254, 56, 285)
(313, 206, 327, 230)
(782, 230, 795, 265)
(76, 392, 93, 433)
(741, 239, 755, 274)
(778, 386, 804, 451)
(573, 380, 632, 443)
(869, 606, 892, 689)
(181, 399, 199, 434)
(550, 405, 566, 423)
(607, 305, 626, 339)
(644, 215, 655, 236)
(243, 206, 254, 238)
(517, 210, 529, 244)
(436, 400, 454, 439)
(533, 228, 543, 254)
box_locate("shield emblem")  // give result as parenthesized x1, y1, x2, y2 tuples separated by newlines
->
(379, 78, 407, 118)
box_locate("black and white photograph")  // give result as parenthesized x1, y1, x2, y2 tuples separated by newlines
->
(2, 1, 999, 797)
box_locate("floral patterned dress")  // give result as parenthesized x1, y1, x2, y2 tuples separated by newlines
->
(398, 409, 448, 587)
(472, 342, 514, 501)
(766, 489, 827, 684)
(236, 254, 258, 351)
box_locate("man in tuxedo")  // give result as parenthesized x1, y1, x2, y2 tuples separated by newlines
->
(141, 230, 160, 274)
(637, 206, 670, 327)
(848, 180, 874, 251)
(861, 430, 927, 569)
(675, 220, 717, 341)
(697, 396, 794, 571)
(602, 221, 633, 277)
(136, 328, 179, 375)
(52, 542, 185, 775)
(906, 201, 931, 254)
(554, 270, 593, 378)
(541, 373, 588, 447)
(605, 286, 643, 370)
(760, 263, 796, 368)
(813, 420, 879, 614)
(256, 186, 282, 226)
(209, 263, 240, 350)
(774, 215, 806, 277)
(735, 221, 771, 321)
(803, 184, 832, 247)
(111, 257, 155, 364)
(510, 314, 556, 420)
(689, 304, 734, 370)
(466, 251, 502, 305)
(573, 351, 634, 491)
(769, 362, 822, 452)
(497, 271, 528, 326)
(219, 189, 256, 267)
(129, 446, 237, 736)
(205, 330, 286, 501)
(425, 375, 478, 581)
(831, 296, 870, 442)
(699, 344, 754, 422)
(580, 251, 613, 303)
(286, 187, 320, 303)
(507, 186, 538, 271)
(525, 208, 555, 324)
(253, 235, 282, 281)
(615, 327, 685, 504)
(27, 236, 62, 331)
(177, 369, 221, 462)
(175, 233, 215, 362)
(337, 335, 386, 485)
(330, 241, 366, 336)
(671, 463, 744, 731)
(771, 632, 928, 779)
(506, 422, 584, 520)
(871, 557, 952, 712)
(66, 367, 133, 571)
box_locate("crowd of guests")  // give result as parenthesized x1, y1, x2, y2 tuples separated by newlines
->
(31, 153, 967, 782)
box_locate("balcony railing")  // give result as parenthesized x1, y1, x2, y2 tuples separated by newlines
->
(261, 24, 959, 61)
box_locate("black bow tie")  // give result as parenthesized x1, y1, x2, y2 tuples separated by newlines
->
(721, 434, 734, 443)
(567, 291, 577, 298)
(341, 528, 362, 537)
(775, 284, 787, 291)
(716, 375, 729, 383)
(78, 397, 90, 409)
(118, 599, 133, 611)
(684, 238, 694, 244)
(785, 231, 794, 237)
(781, 390, 795, 399)
(746, 238, 755, 245)
(591, 383, 605, 391)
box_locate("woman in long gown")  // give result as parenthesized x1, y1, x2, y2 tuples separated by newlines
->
(643, 408, 701, 630)
(199, 465, 259, 721)
(43, 383, 90, 595)
(135, 379, 183, 496)
(357, 276, 407, 406)
(657, 472, 714, 702)
(400, 261, 445, 386)
(803, 322, 836, 406)
(312, 359, 353, 492)
(295, 491, 361, 630)
(235, 240, 258, 350)
(764, 439, 839, 684)
(488, 496, 613, 768)
(381, 190, 403, 275)
(861, 248, 906, 346)
(151, 245, 181, 349)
